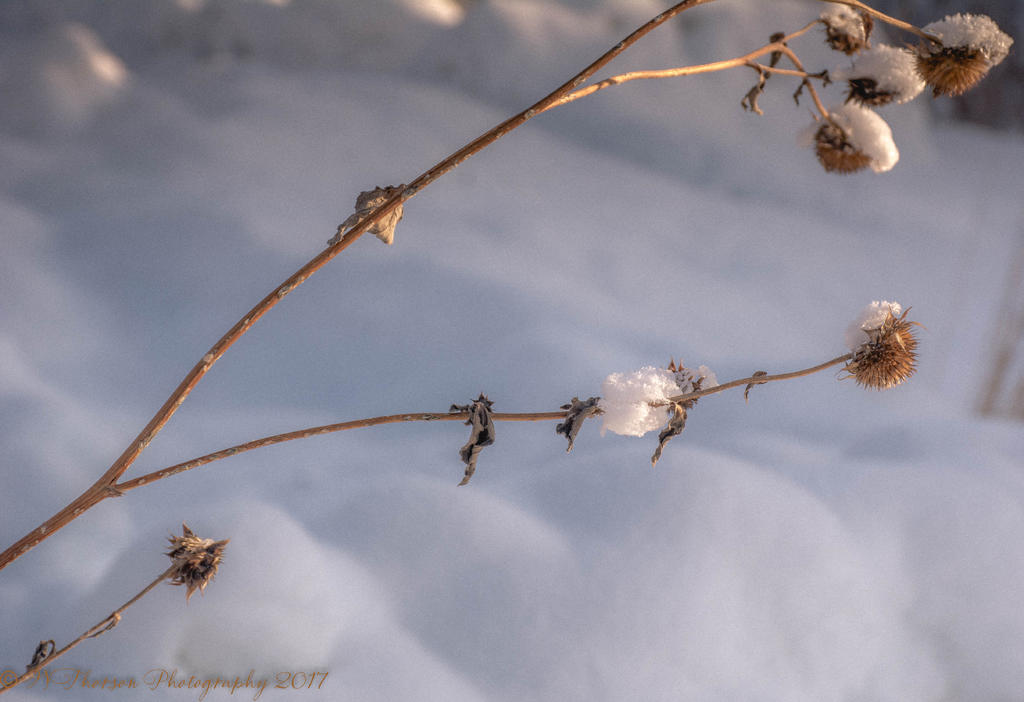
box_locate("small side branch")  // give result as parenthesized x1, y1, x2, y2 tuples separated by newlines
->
(0, 566, 176, 696)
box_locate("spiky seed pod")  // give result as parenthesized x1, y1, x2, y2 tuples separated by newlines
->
(813, 120, 872, 174)
(166, 523, 229, 601)
(915, 14, 1013, 97)
(845, 308, 919, 389)
(845, 78, 894, 107)
(916, 46, 990, 97)
(806, 104, 899, 175)
(820, 5, 873, 55)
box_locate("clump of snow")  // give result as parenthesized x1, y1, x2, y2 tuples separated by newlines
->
(835, 44, 926, 104)
(599, 366, 681, 437)
(816, 103, 900, 173)
(819, 3, 866, 37)
(845, 300, 902, 350)
(599, 362, 717, 437)
(922, 13, 1013, 66)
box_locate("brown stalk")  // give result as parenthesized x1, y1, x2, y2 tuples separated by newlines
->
(0, 0, 719, 573)
(545, 21, 824, 115)
(115, 411, 568, 491)
(664, 353, 853, 405)
(116, 354, 853, 493)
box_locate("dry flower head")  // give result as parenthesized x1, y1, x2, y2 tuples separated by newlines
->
(813, 120, 872, 174)
(915, 14, 1014, 97)
(820, 5, 873, 55)
(844, 307, 919, 389)
(166, 523, 229, 601)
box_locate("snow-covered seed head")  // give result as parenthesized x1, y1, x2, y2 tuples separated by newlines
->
(820, 3, 873, 55)
(843, 302, 919, 390)
(916, 14, 1014, 97)
(166, 523, 229, 601)
(807, 104, 899, 175)
(840, 45, 926, 106)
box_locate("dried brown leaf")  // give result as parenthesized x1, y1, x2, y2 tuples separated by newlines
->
(744, 371, 769, 403)
(450, 394, 495, 485)
(328, 184, 407, 246)
(556, 396, 602, 452)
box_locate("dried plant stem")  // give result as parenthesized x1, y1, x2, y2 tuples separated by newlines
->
(113, 354, 853, 492)
(0, 565, 176, 696)
(0, 0, 718, 573)
(546, 21, 825, 115)
(115, 411, 568, 491)
(815, 0, 940, 43)
(665, 353, 854, 405)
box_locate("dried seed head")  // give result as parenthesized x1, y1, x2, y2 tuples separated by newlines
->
(166, 523, 229, 601)
(844, 306, 919, 390)
(806, 104, 899, 174)
(916, 46, 990, 97)
(820, 4, 873, 55)
(916, 14, 1013, 97)
(839, 45, 926, 106)
(845, 78, 895, 106)
(813, 120, 872, 174)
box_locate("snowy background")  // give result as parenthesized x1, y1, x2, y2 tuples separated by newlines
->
(2, 0, 1023, 700)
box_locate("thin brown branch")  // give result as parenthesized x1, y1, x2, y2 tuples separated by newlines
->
(117, 354, 853, 492)
(663, 353, 854, 405)
(0, 0, 716, 573)
(543, 20, 819, 112)
(116, 411, 569, 492)
(0, 566, 176, 696)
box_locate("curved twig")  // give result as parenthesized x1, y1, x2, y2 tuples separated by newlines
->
(0, 0, 717, 572)
(0, 566, 176, 696)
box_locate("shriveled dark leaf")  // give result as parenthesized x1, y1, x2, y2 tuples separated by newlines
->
(769, 32, 786, 68)
(328, 184, 407, 246)
(28, 640, 55, 669)
(449, 394, 495, 486)
(556, 396, 602, 452)
(742, 67, 769, 115)
(651, 402, 687, 467)
(744, 370, 769, 403)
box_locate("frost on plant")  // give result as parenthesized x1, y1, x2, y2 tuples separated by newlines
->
(599, 367, 681, 437)
(599, 361, 715, 440)
(806, 103, 899, 174)
(838, 45, 926, 106)
(844, 300, 903, 351)
(916, 14, 1013, 96)
(819, 3, 873, 55)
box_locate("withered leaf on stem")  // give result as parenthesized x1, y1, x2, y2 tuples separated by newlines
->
(742, 67, 769, 115)
(555, 396, 602, 452)
(769, 32, 786, 68)
(651, 402, 688, 467)
(28, 640, 55, 669)
(328, 184, 407, 246)
(450, 394, 495, 486)
(744, 371, 769, 403)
